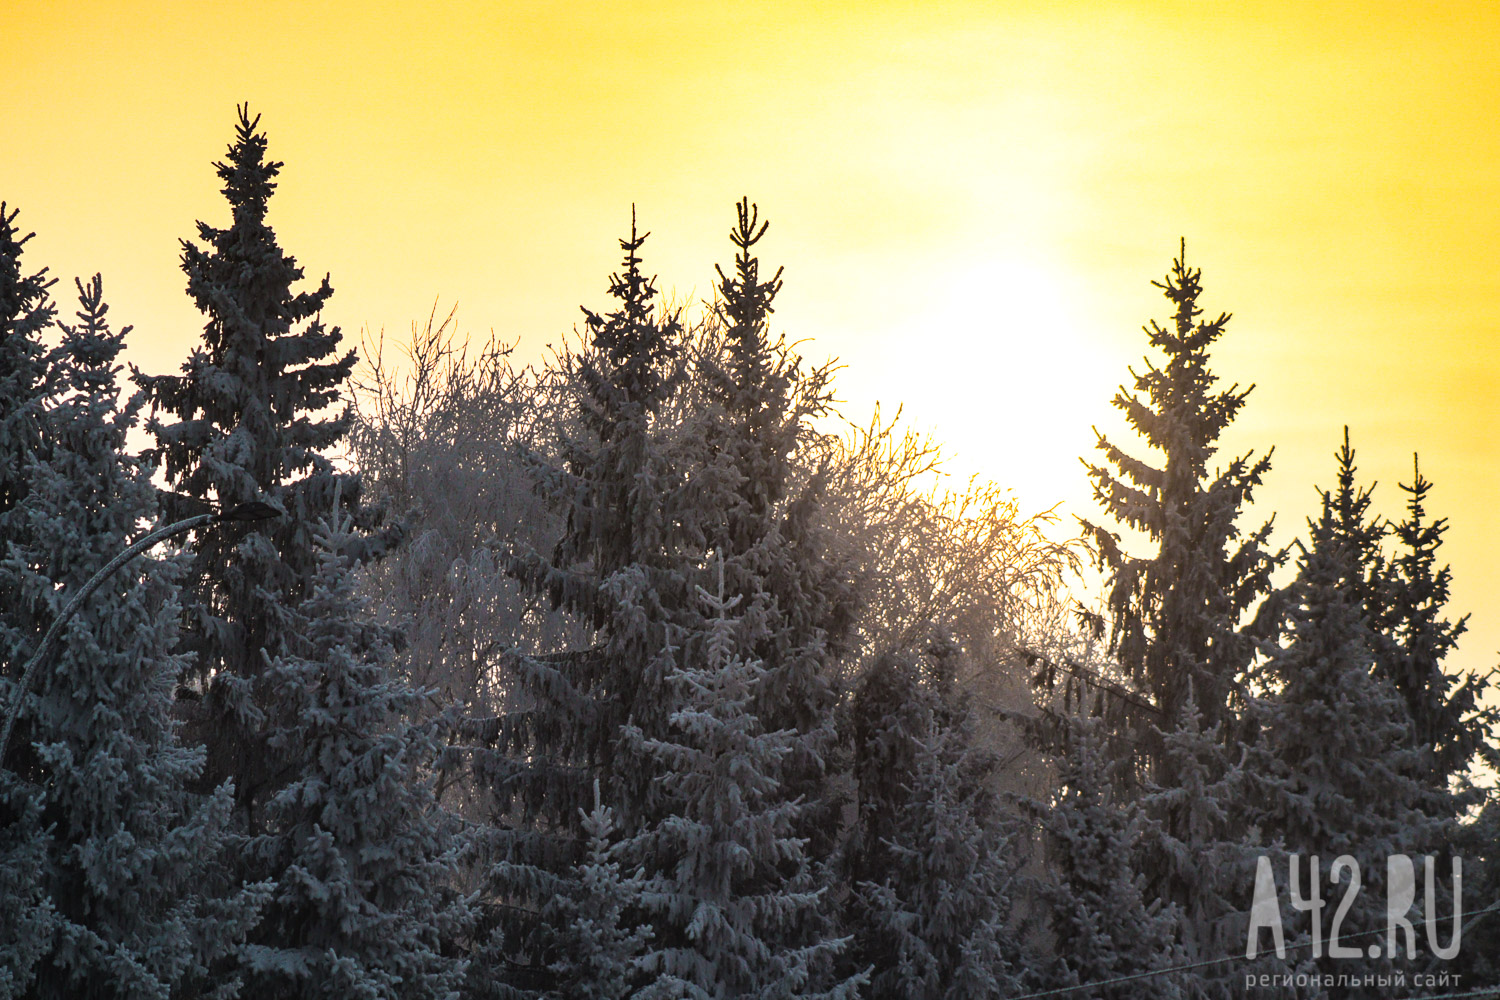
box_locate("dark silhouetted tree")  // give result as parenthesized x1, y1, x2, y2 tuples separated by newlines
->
(136, 105, 396, 828)
(1243, 437, 1434, 994)
(1025, 714, 1184, 1000)
(134, 107, 463, 997)
(1078, 243, 1280, 985)
(844, 642, 1017, 999)
(1382, 457, 1497, 791)
(695, 200, 854, 853)
(467, 211, 688, 994)
(1081, 241, 1280, 745)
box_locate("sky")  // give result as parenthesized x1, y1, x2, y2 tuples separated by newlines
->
(5, 1, 1499, 677)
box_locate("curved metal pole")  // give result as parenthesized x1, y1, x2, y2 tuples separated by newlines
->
(0, 512, 217, 765)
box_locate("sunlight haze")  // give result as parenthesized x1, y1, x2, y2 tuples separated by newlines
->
(5, 0, 1498, 675)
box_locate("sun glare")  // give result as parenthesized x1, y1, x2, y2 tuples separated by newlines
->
(878, 256, 1108, 515)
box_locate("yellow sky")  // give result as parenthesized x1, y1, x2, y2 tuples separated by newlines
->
(5, 1, 1499, 675)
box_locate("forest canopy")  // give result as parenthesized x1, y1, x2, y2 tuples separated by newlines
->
(1, 108, 1497, 1000)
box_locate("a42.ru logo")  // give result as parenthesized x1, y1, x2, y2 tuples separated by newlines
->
(1245, 855, 1462, 960)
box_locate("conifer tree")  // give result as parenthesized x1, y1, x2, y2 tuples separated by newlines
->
(5, 277, 265, 999)
(1269, 435, 1491, 859)
(1243, 440, 1434, 993)
(1452, 797, 1500, 985)
(622, 562, 863, 1000)
(1382, 457, 1496, 789)
(135, 107, 459, 996)
(1081, 241, 1280, 746)
(501, 208, 687, 794)
(858, 733, 1016, 1000)
(470, 212, 688, 990)
(1279, 431, 1493, 790)
(238, 496, 467, 999)
(695, 200, 853, 845)
(1379, 459, 1497, 987)
(1025, 714, 1183, 1000)
(845, 645, 1017, 1000)
(0, 203, 55, 519)
(135, 105, 395, 827)
(620, 202, 858, 995)
(0, 201, 62, 999)
(543, 780, 653, 1000)
(1137, 690, 1255, 997)
(1079, 244, 1278, 970)
(473, 202, 855, 994)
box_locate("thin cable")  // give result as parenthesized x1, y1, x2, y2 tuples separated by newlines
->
(1005, 899, 1500, 1000)
(0, 512, 216, 763)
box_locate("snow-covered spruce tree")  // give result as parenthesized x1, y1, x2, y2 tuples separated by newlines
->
(663, 200, 865, 938)
(0, 201, 62, 999)
(135, 105, 397, 829)
(692, 201, 854, 854)
(470, 203, 856, 994)
(844, 643, 1018, 1000)
(1382, 457, 1497, 793)
(1242, 445, 1434, 995)
(238, 494, 467, 998)
(1078, 243, 1278, 969)
(541, 779, 653, 1000)
(621, 560, 864, 1000)
(1278, 431, 1495, 795)
(133, 108, 460, 996)
(1080, 240, 1280, 745)
(1137, 690, 1264, 998)
(9, 277, 266, 999)
(1452, 796, 1500, 985)
(467, 212, 688, 993)
(608, 202, 858, 996)
(1380, 458, 1497, 988)
(1266, 436, 1490, 881)
(1023, 713, 1183, 1000)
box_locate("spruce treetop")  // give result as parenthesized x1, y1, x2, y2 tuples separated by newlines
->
(714, 197, 789, 429)
(36, 276, 144, 582)
(1082, 241, 1280, 733)
(1316, 428, 1384, 561)
(142, 103, 352, 507)
(135, 105, 394, 834)
(578, 206, 680, 433)
(0, 204, 55, 343)
(1386, 455, 1496, 780)
(548, 206, 684, 584)
(701, 197, 820, 565)
(0, 203, 58, 520)
(1301, 428, 1387, 613)
(1390, 455, 1465, 679)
